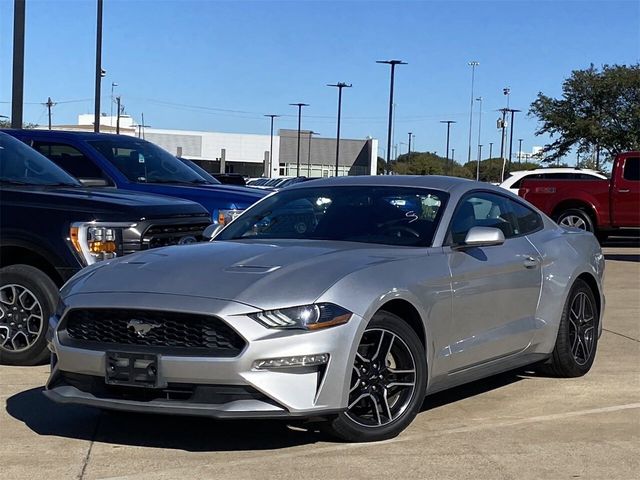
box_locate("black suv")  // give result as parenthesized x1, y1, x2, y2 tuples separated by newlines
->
(0, 132, 211, 365)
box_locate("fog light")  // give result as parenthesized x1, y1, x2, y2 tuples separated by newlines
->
(253, 353, 329, 370)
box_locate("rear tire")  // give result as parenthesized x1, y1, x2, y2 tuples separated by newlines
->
(322, 311, 427, 442)
(539, 279, 599, 377)
(556, 208, 595, 233)
(0, 265, 58, 366)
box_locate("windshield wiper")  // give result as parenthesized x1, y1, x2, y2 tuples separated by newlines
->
(0, 179, 31, 185)
(145, 179, 210, 185)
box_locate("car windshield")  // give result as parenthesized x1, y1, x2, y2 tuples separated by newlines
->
(88, 137, 212, 185)
(0, 133, 81, 187)
(177, 157, 221, 184)
(217, 185, 448, 247)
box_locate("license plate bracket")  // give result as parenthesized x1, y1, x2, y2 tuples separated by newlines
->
(105, 351, 159, 387)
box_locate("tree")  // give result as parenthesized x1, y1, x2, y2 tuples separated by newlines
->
(529, 64, 640, 167)
(0, 118, 39, 129)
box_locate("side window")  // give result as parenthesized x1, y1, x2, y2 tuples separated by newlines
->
(449, 192, 518, 244)
(623, 157, 639, 181)
(511, 174, 541, 189)
(32, 142, 109, 183)
(546, 173, 574, 180)
(508, 200, 543, 235)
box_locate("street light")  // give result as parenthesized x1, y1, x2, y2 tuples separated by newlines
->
(110, 82, 118, 127)
(289, 103, 309, 176)
(327, 82, 352, 176)
(94, 0, 103, 133)
(475, 96, 483, 181)
(377, 60, 407, 173)
(518, 138, 523, 164)
(407, 132, 412, 159)
(507, 109, 521, 171)
(307, 131, 320, 176)
(467, 61, 479, 165)
(489, 142, 494, 159)
(440, 120, 456, 174)
(264, 114, 280, 178)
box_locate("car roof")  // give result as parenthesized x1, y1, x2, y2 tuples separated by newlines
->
(286, 174, 479, 193)
(0, 128, 138, 142)
(508, 167, 605, 176)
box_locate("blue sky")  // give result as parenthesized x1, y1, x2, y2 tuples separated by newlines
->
(1, 0, 639, 162)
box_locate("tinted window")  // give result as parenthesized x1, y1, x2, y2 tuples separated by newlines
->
(33, 142, 108, 182)
(511, 173, 542, 189)
(217, 186, 448, 247)
(623, 157, 639, 181)
(545, 172, 574, 179)
(509, 200, 543, 234)
(449, 192, 518, 243)
(0, 133, 80, 186)
(88, 137, 210, 185)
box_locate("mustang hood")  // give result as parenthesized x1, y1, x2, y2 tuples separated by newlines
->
(63, 240, 407, 310)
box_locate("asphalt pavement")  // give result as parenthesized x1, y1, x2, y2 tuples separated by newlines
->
(1, 242, 638, 480)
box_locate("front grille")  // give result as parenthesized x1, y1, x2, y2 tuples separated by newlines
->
(142, 223, 210, 250)
(61, 309, 245, 356)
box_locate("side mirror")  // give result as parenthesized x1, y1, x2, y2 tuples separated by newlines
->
(79, 178, 109, 187)
(203, 224, 223, 241)
(454, 226, 505, 250)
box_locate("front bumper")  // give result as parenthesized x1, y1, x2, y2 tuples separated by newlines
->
(46, 292, 363, 419)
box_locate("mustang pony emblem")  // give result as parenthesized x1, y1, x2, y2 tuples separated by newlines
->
(127, 319, 160, 337)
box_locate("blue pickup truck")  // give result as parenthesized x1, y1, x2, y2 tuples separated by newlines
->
(2, 129, 266, 224)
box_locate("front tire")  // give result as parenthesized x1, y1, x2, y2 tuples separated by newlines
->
(323, 311, 427, 442)
(541, 279, 599, 377)
(0, 265, 58, 366)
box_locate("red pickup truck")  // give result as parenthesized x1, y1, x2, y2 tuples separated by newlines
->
(519, 152, 639, 240)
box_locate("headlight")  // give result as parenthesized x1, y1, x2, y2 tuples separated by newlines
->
(250, 303, 352, 330)
(218, 208, 244, 226)
(69, 222, 135, 265)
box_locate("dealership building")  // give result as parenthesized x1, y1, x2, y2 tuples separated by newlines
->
(58, 115, 378, 178)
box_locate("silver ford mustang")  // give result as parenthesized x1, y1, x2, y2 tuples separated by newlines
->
(45, 176, 605, 442)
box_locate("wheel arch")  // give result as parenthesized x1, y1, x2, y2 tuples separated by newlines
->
(0, 245, 64, 287)
(551, 200, 599, 229)
(377, 299, 426, 350)
(575, 272, 602, 320)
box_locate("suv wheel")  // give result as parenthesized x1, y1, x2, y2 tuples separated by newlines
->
(0, 265, 58, 365)
(322, 311, 427, 442)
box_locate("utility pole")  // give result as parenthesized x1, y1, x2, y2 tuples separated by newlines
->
(289, 103, 309, 176)
(327, 82, 352, 176)
(377, 60, 407, 173)
(137, 113, 150, 139)
(489, 142, 494, 159)
(407, 132, 412, 159)
(467, 61, 479, 164)
(45, 97, 55, 130)
(506, 109, 521, 171)
(440, 120, 456, 175)
(94, 0, 104, 132)
(11, 0, 26, 129)
(115, 96, 121, 134)
(110, 82, 118, 127)
(518, 138, 523, 164)
(264, 114, 280, 178)
(498, 108, 508, 180)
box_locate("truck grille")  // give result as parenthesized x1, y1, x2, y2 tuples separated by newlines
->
(122, 221, 210, 255)
(61, 309, 245, 357)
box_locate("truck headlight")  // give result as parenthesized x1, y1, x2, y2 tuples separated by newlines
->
(69, 222, 135, 265)
(217, 208, 244, 226)
(250, 303, 352, 330)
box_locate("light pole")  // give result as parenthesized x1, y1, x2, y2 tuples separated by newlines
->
(110, 82, 118, 127)
(264, 114, 280, 178)
(476, 96, 482, 180)
(289, 103, 309, 176)
(467, 61, 479, 165)
(489, 142, 494, 159)
(498, 108, 508, 181)
(407, 132, 412, 159)
(307, 131, 319, 176)
(377, 60, 407, 173)
(440, 120, 456, 174)
(11, 0, 26, 129)
(518, 138, 523, 164)
(507, 108, 521, 171)
(327, 82, 352, 176)
(94, 0, 103, 133)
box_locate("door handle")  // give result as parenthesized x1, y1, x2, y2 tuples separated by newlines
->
(617, 189, 630, 193)
(523, 256, 539, 269)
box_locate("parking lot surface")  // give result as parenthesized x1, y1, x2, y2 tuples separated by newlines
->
(1, 243, 638, 480)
